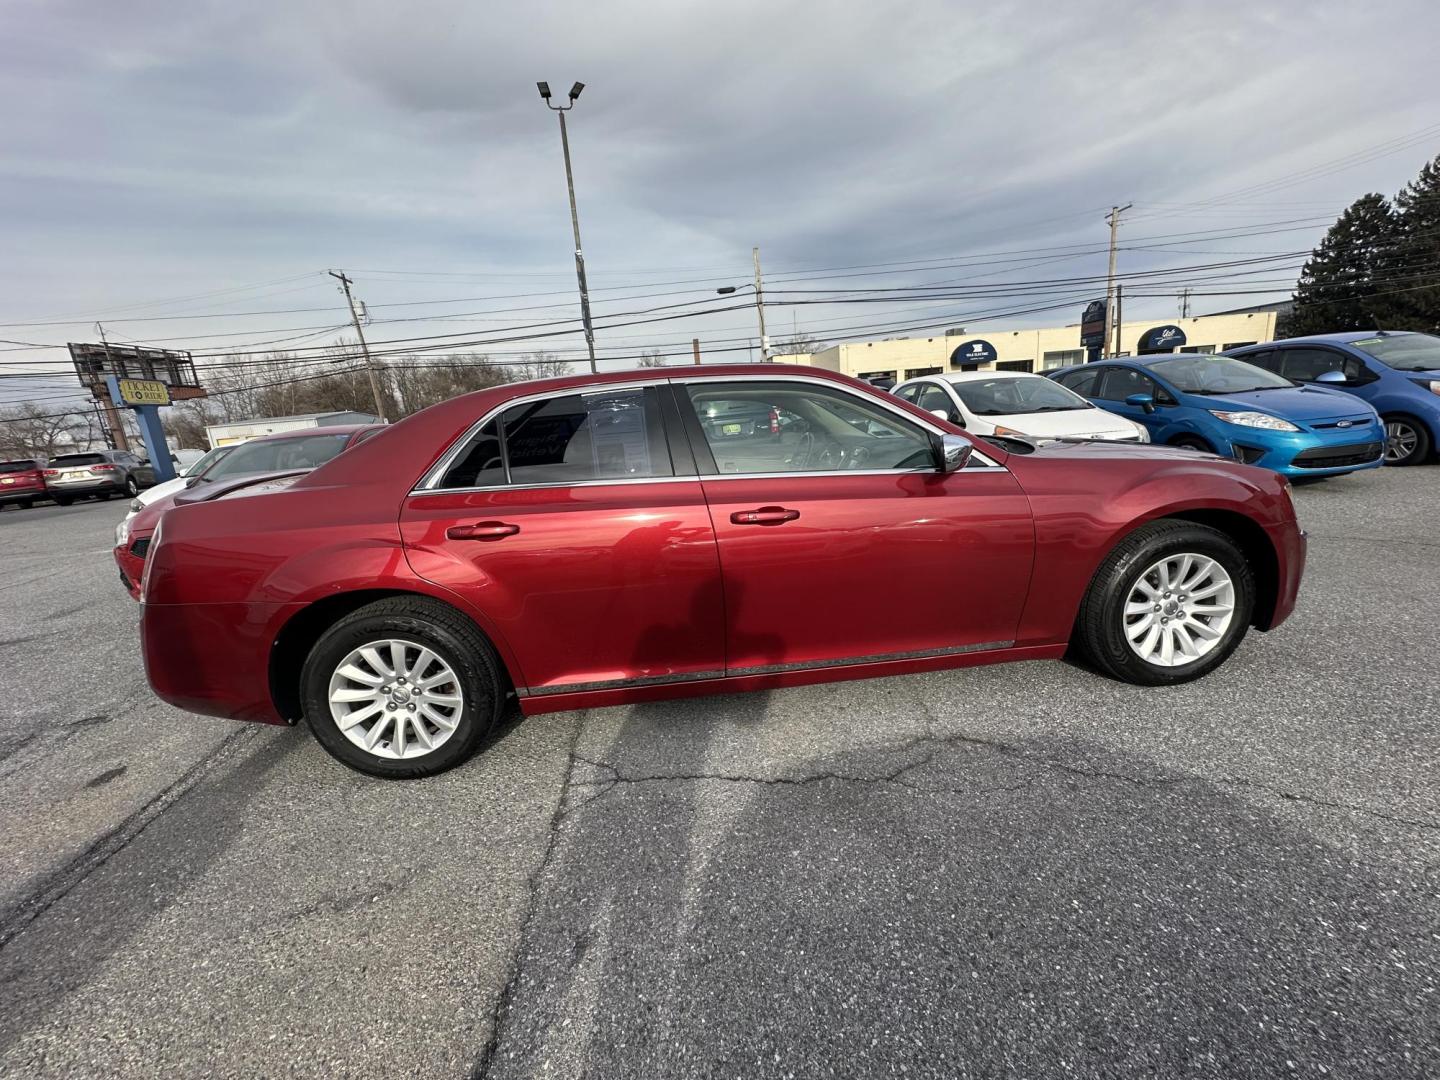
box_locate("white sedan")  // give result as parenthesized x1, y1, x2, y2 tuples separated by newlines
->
(115, 445, 232, 546)
(893, 371, 1150, 443)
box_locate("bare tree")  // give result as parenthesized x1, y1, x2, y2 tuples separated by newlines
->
(636, 349, 668, 368)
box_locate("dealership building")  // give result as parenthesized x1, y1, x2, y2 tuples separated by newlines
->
(789, 310, 1278, 384)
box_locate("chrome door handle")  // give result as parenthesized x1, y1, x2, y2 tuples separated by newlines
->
(730, 506, 800, 526)
(446, 521, 520, 541)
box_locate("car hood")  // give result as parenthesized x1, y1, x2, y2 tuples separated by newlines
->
(1202, 384, 1371, 421)
(979, 408, 1137, 439)
(135, 476, 187, 508)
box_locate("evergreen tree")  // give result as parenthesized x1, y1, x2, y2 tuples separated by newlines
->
(1283, 193, 1400, 337)
(1389, 154, 1440, 333)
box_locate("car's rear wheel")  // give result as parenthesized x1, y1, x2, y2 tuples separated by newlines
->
(1073, 520, 1254, 686)
(300, 597, 504, 778)
(124, 476, 140, 496)
(1383, 415, 1431, 466)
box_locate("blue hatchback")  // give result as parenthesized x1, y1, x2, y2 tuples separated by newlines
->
(1225, 331, 1440, 466)
(1048, 353, 1385, 478)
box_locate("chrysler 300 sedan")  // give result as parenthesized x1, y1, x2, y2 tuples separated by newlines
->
(139, 366, 1306, 778)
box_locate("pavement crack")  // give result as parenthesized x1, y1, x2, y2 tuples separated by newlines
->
(0, 727, 257, 951)
(470, 711, 587, 1080)
(1216, 776, 1440, 831)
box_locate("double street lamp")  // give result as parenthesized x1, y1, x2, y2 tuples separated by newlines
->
(537, 80, 598, 373)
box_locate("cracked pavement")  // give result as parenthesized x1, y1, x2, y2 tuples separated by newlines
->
(2, 464, 1438, 1078)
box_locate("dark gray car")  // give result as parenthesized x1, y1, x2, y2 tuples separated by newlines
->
(43, 450, 155, 505)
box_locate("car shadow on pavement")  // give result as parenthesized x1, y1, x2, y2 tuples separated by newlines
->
(485, 721, 1439, 1079)
(0, 730, 302, 1058)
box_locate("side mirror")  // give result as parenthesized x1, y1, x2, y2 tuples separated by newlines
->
(1125, 393, 1156, 414)
(1313, 370, 1346, 384)
(929, 409, 950, 421)
(936, 433, 973, 473)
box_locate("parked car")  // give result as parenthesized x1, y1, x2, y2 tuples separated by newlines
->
(114, 424, 384, 597)
(1048, 354, 1385, 478)
(1225, 331, 1440, 466)
(42, 449, 155, 504)
(0, 458, 47, 509)
(138, 366, 1305, 779)
(893, 371, 1150, 442)
(117, 445, 234, 539)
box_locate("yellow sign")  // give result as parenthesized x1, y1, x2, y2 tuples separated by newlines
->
(115, 378, 172, 407)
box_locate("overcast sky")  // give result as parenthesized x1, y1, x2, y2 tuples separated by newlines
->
(3, 0, 1439, 407)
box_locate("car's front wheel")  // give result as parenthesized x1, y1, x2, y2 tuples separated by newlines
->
(1073, 520, 1254, 685)
(1383, 415, 1431, 466)
(300, 597, 504, 778)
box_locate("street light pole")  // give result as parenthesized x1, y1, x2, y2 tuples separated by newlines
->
(538, 81, 598, 374)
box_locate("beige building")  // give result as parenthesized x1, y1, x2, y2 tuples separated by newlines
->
(788, 310, 1278, 384)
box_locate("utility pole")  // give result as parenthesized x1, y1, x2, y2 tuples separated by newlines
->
(95, 323, 130, 451)
(1177, 287, 1192, 319)
(1102, 204, 1132, 359)
(329, 270, 387, 422)
(692, 338, 701, 365)
(753, 246, 771, 361)
(537, 81, 598, 373)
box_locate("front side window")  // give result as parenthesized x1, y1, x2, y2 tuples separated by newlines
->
(1279, 347, 1360, 383)
(436, 387, 671, 490)
(893, 383, 922, 403)
(685, 381, 934, 475)
(1095, 367, 1163, 402)
(916, 384, 957, 419)
(1147, 355, 1293, 395)
(1054, 367, 1101, 397)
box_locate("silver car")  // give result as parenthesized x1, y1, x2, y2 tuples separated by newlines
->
(43, 450, 154, 505)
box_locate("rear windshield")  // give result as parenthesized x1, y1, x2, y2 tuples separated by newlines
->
(201, 433, 350, 480)
(50, 453, 107, 466)
(947, 376, 1092, 415)
(0, 460, 40, 473)
(1347, 333, 1440, 372)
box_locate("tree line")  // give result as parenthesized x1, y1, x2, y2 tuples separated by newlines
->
(1281, 153, 1440, 337)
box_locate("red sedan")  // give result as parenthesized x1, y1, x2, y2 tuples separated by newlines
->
(114, 424, 383, 598)
(139, 366, 1305, 778)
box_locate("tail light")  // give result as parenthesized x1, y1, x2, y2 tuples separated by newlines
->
(42, 469, 59, 477)
(91, 463, 117, 471)
(769, 408, 780, 435)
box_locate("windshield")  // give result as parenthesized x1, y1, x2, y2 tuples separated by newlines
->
(1346, 333, 1440, 371)
(1147, 355, 1293, 394)
(200, 432, 349, 480)
(946, 376, 1092, 415)
(182, 445, 231, 478)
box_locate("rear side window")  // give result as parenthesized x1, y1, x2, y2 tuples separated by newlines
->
(436, 387, 672, 490)
(1279, 347, 1363, 382)
(1054, 368, 1101, 397)
(1096, 367, 1165, 402)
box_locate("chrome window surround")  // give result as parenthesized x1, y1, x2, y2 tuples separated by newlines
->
(411, 374, 1003, 496)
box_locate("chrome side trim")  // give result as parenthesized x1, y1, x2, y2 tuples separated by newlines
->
(409, 474, 701, 497)
(411, 372, 1004, 496)
(518, 640, 1015, 697)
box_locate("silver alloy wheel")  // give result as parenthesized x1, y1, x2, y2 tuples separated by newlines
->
(327, 638, 464, 760)
(1385, 420, 1419, 463)
(1122, 553, 1236, 668)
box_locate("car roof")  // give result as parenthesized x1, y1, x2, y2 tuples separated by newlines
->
(1249, 330, 1421, 346)
(244, 423, 383, 442)
(940, 370, 1051, 384)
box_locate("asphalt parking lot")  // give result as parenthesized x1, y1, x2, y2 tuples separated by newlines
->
(1, 470, 1437, 1078)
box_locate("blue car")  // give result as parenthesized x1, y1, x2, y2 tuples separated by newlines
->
(1225, 331, 1440, 466)
(1048, 353, 1385, 478)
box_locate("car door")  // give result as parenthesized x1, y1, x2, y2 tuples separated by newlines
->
(399, 384, 726, 697)
(1093, 366, 1182, 439)
(674, 376, 1034, 674)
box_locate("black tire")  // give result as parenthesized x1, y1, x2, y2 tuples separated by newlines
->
(124, 476, 140, 496)
(1382, 414, 1431, 466)
(18, 498, 33, 510)
(1073, 520, 1255, 686)
(300, 596, 504, 778)
(54, 496, 72, 507)
(1169, 435, 1214, 453)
